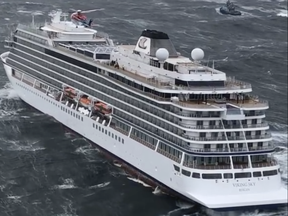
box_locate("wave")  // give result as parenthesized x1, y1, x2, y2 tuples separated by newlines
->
(277, 9, 288, 17)
(0, 83, 19, 100)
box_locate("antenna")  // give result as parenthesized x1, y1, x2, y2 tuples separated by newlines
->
(32, 13, 35, 27)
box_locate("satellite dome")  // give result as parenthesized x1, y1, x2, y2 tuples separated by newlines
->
(191, 48, 204, 61)
(156, 48, 169, 62)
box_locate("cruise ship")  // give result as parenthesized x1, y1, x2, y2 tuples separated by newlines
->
(1, 10, 287, 210)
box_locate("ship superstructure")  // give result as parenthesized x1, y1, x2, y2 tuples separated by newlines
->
(1, 10, 287, 210)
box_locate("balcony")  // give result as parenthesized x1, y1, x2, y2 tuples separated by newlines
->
(228, 95, 269, 109)
(242, 122, 269, 128)
(248, 142, 275, 151)
(183, 162, 231, 170)
(251, 159, 278, 168)
(221, 106, 245, 120)
(183, 135, 227, 141)
(246, 133, 272, 140)
(227, 136, 245, 141)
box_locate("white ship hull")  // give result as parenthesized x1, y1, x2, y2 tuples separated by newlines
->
(1, 52, 287, 210)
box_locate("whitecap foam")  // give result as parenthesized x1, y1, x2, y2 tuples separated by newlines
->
(277, 9, 288, 17)
(127, 177, 152, 187)
(51, 178, 77, 190)
(0, 83, 19, 100)
(89, 181, 110, 189)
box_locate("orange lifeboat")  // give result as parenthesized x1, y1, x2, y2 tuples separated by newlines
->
(94, 102, 112, 115)
(79, 96, 91, 107)
(64, 87, 77, 99)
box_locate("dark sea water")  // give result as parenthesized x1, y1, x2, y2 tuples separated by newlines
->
(0, 0, 287, 216)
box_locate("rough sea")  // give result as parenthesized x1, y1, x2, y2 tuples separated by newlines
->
(0, 0, 287, 215)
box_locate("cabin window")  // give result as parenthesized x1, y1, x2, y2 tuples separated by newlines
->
(223, 173, 233, 179)
(112, 134, 114, 138)
(263, 170, 277, 177)
(234, 172, 251, 179)
(192, 172, 200, 179)
(253, 171, 262, 177)
(202, 173, 222, 179)
(181, 169, 191, 177)
(122, 138, 124, 144)
(105, 130, 107, 135)
(115, 135, 117, 140)
(173, 165, 180, 172)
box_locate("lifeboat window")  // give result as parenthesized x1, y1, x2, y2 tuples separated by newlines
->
(202, 173, 222, 179)
(192, 172, 200, 179)
(235, 172, 251, 179)
(96, 125, 98, 129)
(253, 171, 262, 177)
(263, 170, 278, 177)
(93, 123, 95, 128)
(223, 173, 233, 179)
(105, 130, 107, 135)
(81, 117, 83, 121)
(99, 127, 101, 131)
(173, 165, 180, 172)
(181, 169, 191, 177)
(102, 128, 104, 133)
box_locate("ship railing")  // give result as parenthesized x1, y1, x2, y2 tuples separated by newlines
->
(228, 94, 269, 107)
(223, 124, 242, 129)
(244, 112, 265, 117)
(225, 76, 252, 89)
(248, 143, 275, 151)
(187, 148, 230, 153)
(183, 135, 227, 141)
(242, 122, 269, 128)
(183, 162, 231, 170)
(110, 125, 129, 136)
(226, 136, 245, 141)
(157, 148, 181, 163)
(233, 164, 250, 169)
(181, 125, 224, 130)
(130, 134, 156, 150)
(177, 113, 221, 118)
(17, 23, 49, 39)
(246, 133, 272, 140)
(251, 159, 278, 168)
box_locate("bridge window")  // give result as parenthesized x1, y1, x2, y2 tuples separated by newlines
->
(223, 173, 233, 179)
(173, 165, 180, 172)
(263, 170, 277, 177)
(253, 171, 262, 177)
(235, 172, 251, 179)
(181, 169, 191, 177)
(192, 172, 200, 179)
(202, 173, 222, 179)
